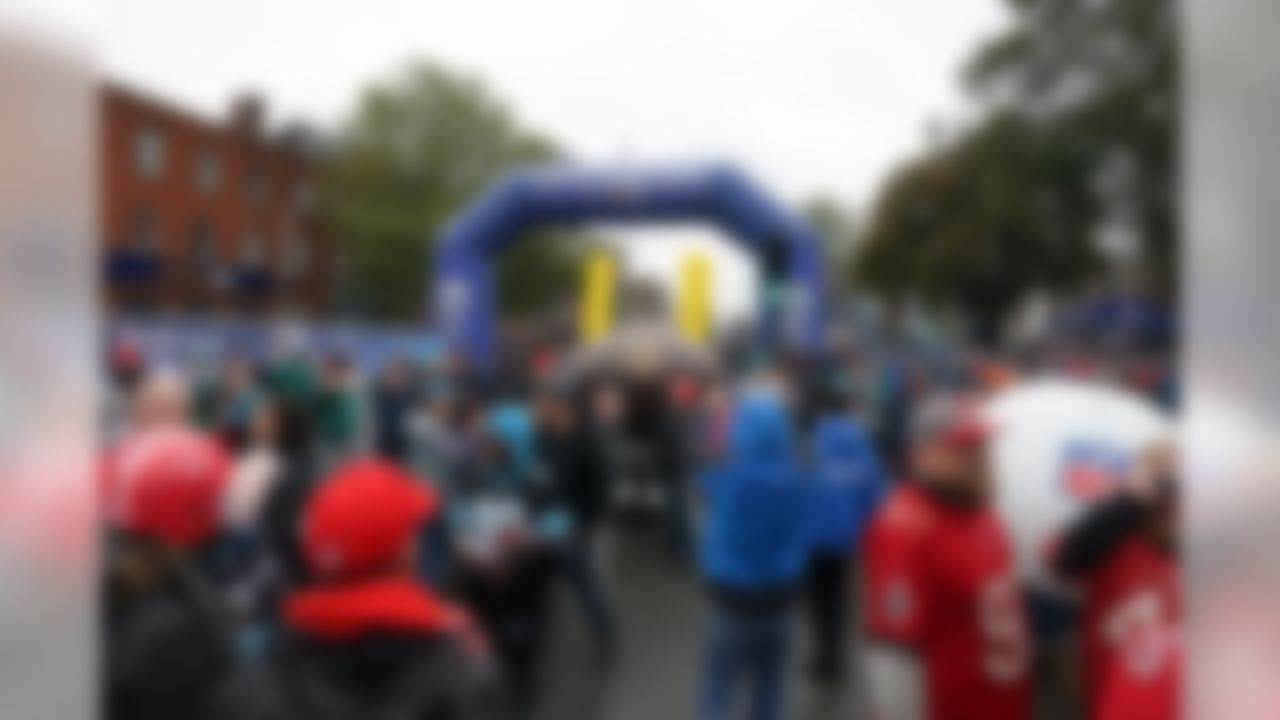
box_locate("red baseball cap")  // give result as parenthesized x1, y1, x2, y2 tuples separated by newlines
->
(301, 458, 440, 580)
(109, 335, 144, 373)
(107, 427, 232, 548)
(911, 393, 995, 449)
(668, 373, 702, 410)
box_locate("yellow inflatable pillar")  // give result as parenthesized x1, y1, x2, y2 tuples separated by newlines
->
(676, 250, 714, 344)
(579, 249, 617, 344)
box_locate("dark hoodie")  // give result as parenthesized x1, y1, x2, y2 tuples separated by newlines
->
(537, 418, 609, 532)
(698, 393, 811, 597)
(204, 578, 505, 720)
(106, 552, 231, 720)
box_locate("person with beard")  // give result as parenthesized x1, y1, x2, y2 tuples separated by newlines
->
(1053, 442, 1179, 720)
(205, 458, 504, 720)
(104, 426, 235, 720)
(862, 393, 1031, 720)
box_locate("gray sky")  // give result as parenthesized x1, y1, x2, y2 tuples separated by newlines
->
(102, 0, 1006, 320)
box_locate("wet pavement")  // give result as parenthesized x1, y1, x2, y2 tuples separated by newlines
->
(538, 521, 865, 720)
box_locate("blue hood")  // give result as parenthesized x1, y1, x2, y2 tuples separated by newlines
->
(806, 414, 888, 553)
(485, 402, 536, 482)
(813, 415, 866, 460)
(699, 393, 810, 592)
(726, 394, 794, 463)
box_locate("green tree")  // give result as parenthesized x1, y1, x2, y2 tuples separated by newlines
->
(319, 61, 584, 320)
(802, 197, 860, 294)
(967, 0, 1177, 298)
(856, 115, 1102, 339)
(852, 0, 1177, 337)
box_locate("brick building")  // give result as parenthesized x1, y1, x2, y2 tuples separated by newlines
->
(102, 82, 336, 316)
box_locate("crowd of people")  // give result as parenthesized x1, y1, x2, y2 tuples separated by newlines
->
(100, 334, 1178, 720)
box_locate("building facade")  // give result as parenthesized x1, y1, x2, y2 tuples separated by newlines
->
(102, 83, 336, 317)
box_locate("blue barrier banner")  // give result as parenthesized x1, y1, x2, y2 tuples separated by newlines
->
(108, 316, 442, 374)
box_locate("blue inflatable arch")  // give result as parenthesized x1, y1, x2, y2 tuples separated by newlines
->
(433, 164, 828, 370)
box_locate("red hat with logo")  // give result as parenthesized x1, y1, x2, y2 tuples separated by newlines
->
(910, 393, 995, 449)
(300, 458, 440, 580)
(107, 427, 232, 548)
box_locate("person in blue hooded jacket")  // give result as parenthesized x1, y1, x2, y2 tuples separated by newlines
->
(485, 399, 538, 488)
(697, 389, 811, 720)
(802, 380, 888, 683)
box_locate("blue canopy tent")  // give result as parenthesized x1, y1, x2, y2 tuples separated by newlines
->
(1059, 293, 1175, 345)
(432, 164, 829, 371)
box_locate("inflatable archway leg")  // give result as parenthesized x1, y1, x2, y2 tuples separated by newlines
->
(436, 257, 497, 373)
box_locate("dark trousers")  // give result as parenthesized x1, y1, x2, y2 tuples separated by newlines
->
(804, 550, 852, 677)
(456, 549, 556, 720)
(495, 616, 549, 718)
(699, 602, 790, 720)
(560, 529, 616, 645)
(661, 470, 693, 562)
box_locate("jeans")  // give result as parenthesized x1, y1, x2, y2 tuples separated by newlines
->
(699, 603, 790, 720)
(560, 530, 616, 645)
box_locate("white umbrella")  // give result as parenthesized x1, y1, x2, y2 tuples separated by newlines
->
(557, 320, 718, 382)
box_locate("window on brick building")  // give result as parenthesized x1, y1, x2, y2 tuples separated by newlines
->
(130, 208, 157, 252)
(132, 126, 165, 180)
(189, 220, 216, 266)
(240, 231, 264, 267)
(195, 150, 220, 194)
(282, 232, 309, 279)
(247, 165, 268, 204)
(294, 181, 314, 212)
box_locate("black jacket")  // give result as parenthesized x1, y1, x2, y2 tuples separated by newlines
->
(205, 632, 505, 720)
(106, 569, 232, 720)
(1053, 493, 1149, 579)
(373, 383, 416, 461)
(537, 426, 610, 530)
(260, 460, 319, 589)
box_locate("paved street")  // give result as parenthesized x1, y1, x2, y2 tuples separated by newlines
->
(540, 521, 864, 720)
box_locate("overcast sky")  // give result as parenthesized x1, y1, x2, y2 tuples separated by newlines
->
(101, 0, 1007, 320)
